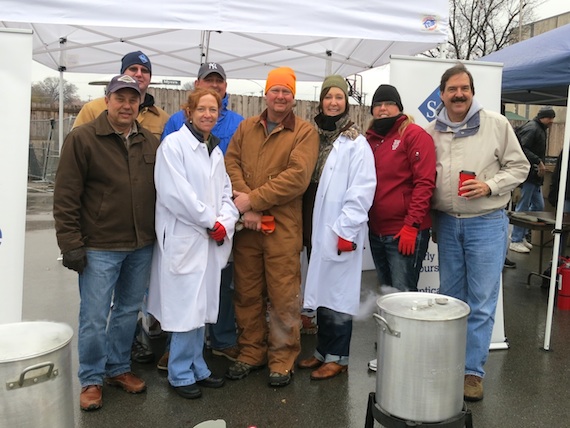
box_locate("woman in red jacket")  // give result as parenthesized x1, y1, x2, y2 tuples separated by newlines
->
(366, 84, 436, 371)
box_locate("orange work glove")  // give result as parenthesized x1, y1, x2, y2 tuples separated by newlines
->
(394, 224, 418, 256)
(260, 215, 275, 234)
(208, 221, 226, 244)
(337, 236, 357, 255)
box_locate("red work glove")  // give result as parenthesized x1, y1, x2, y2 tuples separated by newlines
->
(260, 215, 275, 234)
(208, 221, 226, 244)
(337, 236, 356, 255)
(394, 225, 418, 256)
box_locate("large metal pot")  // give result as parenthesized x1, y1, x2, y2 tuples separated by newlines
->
(0, 321, 74, 427)
(374, 292, 470, 423)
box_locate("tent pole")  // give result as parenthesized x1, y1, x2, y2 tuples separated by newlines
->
(58, 37, 66, 153)
(543, 84, 570, 350)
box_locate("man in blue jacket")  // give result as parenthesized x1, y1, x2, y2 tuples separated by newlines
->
(159, 62, 243, 368)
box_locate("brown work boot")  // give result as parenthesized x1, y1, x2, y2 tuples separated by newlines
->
(297, 356, 322, 369)
(80, 385, 102, 411)
(464, 374, 484, 401)
(106, 372, 146, 393)
(310, 362, 347, 380)
(212, 345, 239, 362)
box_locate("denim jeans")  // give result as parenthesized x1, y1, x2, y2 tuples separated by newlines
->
(435, 210, 508, 378)
(168, 327, 211, 387)
(77, 245, 152, 386)
(512, 182, 545, 242)
(369, 229, 430, 291)
(314, 307, 352, 366)
(209, 262, 237, 350)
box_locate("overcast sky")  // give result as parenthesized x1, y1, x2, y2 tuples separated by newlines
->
(31, 0, 570, 103)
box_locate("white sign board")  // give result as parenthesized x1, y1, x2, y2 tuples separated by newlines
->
(0, 29, 33, 324)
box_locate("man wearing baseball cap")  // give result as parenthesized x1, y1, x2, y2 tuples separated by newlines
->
(162, 62, 243, 151)
(224, 66, 319, 387)
(54, 74, 160, 411)
(157, 62, 244, 370)
(73, 50, 169, 139)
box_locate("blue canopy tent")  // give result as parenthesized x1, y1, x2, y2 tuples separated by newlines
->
(480, 23, 570, 106)
(481, 24, 570, 350)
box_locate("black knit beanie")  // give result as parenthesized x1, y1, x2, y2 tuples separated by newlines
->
(121, 51, 152, 75)
(370, 84, 403, 114)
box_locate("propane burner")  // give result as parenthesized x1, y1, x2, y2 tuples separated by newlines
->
(364, 393, 473, 428)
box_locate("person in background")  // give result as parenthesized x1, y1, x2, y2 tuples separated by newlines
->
(364, 84, 436, 372)
(147, 88, 239, 399)
(224, 66, 319, 387)
(73, 50, 169, 365)
(73, 51, 169, 140)
(426, 63, 529, 401)
(298, 75, 376, 380)
(156, 62, 244, 370)
(54, 74, 160, 411)
(509, 106, 556, 253)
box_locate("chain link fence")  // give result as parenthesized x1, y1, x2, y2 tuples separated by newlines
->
(29, 116, 75, 183)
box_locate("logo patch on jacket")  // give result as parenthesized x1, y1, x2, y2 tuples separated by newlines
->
(392, 140, 401, 150)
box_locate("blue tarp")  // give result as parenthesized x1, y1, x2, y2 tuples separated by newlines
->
(480, 23, 570, 106)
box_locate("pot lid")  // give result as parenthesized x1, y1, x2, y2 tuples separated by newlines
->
(376, 292, 470, 321)
(0, 321, 73, 363)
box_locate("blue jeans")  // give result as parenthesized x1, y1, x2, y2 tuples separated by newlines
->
(435, 210, 508, 378)
(512, 182, 545, 242)
(369, 229, 430, 291)
(77, 245, 152, 386)
(314, 307, 352, 366)
(168, 327, 211, 387)
(209, 263, 237, 350)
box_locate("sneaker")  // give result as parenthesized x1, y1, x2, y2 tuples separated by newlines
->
(503, 258, 516, 269)
(268, 371, 291, 387)
(212, 345, 239, 362)
(300, 314, 318, 334)
(464, 374, 484, 401)
(509, 242, 530, 253)
(157, 351, 169, 371)
(226, 361, 263, 380)
(368, 359, 377, 372)
(131, 333, 155, 364)
(523, 239, 533, 250)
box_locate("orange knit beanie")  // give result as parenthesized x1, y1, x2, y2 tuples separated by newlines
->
(265, 67, 296, 96)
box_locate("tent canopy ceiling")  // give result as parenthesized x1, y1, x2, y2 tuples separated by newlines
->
(479, 23, 570, 106)
(0, 0, 448, 80)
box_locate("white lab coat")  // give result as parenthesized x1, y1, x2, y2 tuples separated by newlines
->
(303, 133, 376, 316)
(148, 125, 239, 332)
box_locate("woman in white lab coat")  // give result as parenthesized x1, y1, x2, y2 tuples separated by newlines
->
(148, 88, 239, 399)
(299, 75, 376, 380)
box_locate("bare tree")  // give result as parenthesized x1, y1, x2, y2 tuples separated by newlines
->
(31, 77, 80, 104)
(428, 0, 543, 60)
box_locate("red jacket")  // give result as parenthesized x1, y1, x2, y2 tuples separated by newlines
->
(366, 115, 436, 236)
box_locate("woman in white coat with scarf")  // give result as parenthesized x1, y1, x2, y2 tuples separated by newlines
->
(148, 88, 239, 399)
(299, 76, 376, 380)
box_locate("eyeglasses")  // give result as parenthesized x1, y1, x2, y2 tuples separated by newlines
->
(373, 101, 397, 108)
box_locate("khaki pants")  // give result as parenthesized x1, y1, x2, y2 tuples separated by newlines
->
(233, 229, 301, 374)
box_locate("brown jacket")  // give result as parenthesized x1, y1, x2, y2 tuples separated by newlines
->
(225, 109, 319, 251)
(54, 111, 160, 253)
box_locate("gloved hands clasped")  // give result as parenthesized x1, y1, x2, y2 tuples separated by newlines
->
(337, 236, 357, 255)
(62, 247, 87, 274)
(208, 221, 226, 246)
(394, 224, 418, 256)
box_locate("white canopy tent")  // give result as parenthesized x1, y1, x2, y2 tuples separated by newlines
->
(1, 0, 448, 80)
